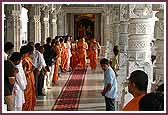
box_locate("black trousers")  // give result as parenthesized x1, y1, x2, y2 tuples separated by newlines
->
(37, 70, 45, 96)
(105, 96, 115, 111)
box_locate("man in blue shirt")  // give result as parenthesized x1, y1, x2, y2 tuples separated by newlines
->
(100, 58, 118, 111)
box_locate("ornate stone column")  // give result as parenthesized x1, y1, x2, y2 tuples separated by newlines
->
(127, 4, 155, 93)
(100, 12, 104, 46)
(49, 9, 57, 39)
(70, 14, 75, 39)
(57, 10, 65, 36)
(4, 4, 22, 51)
(102, 5, 113, 59)
(116, 4, 129, 110)
(26, 4, 41, 44)
(153, 4, 164, 86)
(41, 5, 50, 44)
(112, 5, 120, 47)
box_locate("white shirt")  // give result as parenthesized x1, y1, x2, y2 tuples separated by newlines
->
(39, 52, 46, 67)
(104, 66, 118, 99)
(66, 42, 72, 57)
(32, 50, 43, 71)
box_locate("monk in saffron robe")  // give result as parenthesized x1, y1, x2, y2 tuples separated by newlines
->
(20, 46, 36, 111)
(77, 38, 88, 69)
(122, 70, 148, 111)
(88, 38, 101, 71)
(52, 41, 61, 84)
(60, 38, 68, 72)
(71, 42, 79, 71)
(122, 94, 145, 111)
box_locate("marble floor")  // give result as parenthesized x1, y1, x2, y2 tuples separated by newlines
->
(35, 63, 106, 111)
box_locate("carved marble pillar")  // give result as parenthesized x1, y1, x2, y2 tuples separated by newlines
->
(153, 4, 164, 86)
(112, 5, 120, 47)
(127, 4, 155, 93)
(49, 10, 57, 39)
(71, 14, 75, 39)
(103, 5, 113, 59)
(116, 4, 129, 110)
(57, 10, 65, 36)
(100, 12, 104, 46)
(64, 13, 68, 35)
(94, 14, 99, 40)
(26, 5, 41, 44)
(4, 4, 22, 51)
(41, 5, 49, 44)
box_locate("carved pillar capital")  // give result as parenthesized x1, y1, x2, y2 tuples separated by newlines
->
(5, 4, 22, 17)
(49, 9, 58, 38)
(129, 4, 153, 18)
(112, 5, 120, 23)
(120, 4, 129, 22)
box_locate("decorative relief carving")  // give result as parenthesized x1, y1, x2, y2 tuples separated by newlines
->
(156, 53, 164, 64)
(136, 24, 146, 33)
(128, 61, 139, 76)
(143, 62, 153, 92)
(160, 4, 164, 9)
(129, 4, 153, 18)
(128, 41, 149, 49)
(119, 38, 127, 45)
(120, 4, 129, 21)
(119, 53, 127, 66)
(112, 7, 120, 23)
(152, 4, 164, 10)
(64, 7, 103, 13)
(128, 51, 146, 61)
(128, 61, 152, 81)
(158, 21, 164, 32)
(143, 62, 152, 77)
(103, 7, 112, 16)
(129, 23, 153, 34)
(57, 9, 65, 17)
(155, 21, 164, 38)
(119, 34, 128, 45)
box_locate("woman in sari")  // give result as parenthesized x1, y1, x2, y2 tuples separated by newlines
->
(52, 40, 61, 84)
(20, 45, 36, 111)
(60, 38, 69, 72)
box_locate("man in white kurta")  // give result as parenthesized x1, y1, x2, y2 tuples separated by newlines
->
(13, 61, 27, 111)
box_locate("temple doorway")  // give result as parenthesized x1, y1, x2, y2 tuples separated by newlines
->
(74, 14, 95, 44)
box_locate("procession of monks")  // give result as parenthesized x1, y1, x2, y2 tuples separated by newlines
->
(52, 36, 101, 85)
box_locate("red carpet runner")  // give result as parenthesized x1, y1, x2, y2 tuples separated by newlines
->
(52, 67, 87, 111)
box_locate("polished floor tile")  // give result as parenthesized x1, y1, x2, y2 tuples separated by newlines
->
(35, 64, 106, 111)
